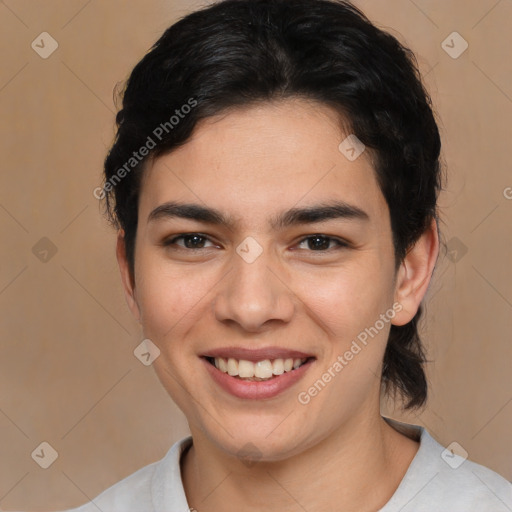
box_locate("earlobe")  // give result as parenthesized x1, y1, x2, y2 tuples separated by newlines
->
(392, 217, 439, 326)
(116, 230, 141, 323)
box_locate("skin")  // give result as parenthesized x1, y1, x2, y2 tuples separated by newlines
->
(117, 98, 439, 511)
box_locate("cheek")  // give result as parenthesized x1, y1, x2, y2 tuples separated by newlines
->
(134, 253, 213, 340)
(293, 265, 396, 419)
(293, 258, 395, 339)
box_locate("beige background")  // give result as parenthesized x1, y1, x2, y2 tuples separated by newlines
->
(1, 0, 511, 510)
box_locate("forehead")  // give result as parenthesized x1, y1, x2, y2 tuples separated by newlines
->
(138, 98, 388, 228)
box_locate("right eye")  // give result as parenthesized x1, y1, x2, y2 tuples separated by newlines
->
(163, 233, 218, 250)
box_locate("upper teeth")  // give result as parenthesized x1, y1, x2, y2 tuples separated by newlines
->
(214, 357, 307, 378)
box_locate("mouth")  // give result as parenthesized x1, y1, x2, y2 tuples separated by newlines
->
(203, 356, 314, 381)
(200, 348, 316, 400)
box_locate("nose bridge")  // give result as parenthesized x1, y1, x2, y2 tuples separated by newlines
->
(213, 237, 294, 330)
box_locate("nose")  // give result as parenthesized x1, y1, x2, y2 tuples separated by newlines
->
(213, 244, 295, 332)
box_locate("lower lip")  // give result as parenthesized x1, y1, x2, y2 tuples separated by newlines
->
(202, 358, 314, 400)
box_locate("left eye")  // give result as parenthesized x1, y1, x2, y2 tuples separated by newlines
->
(297, 235, 347, 251)
(166, 233, 216, 249)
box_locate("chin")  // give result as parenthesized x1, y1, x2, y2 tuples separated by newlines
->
(197, 414, 315, 463)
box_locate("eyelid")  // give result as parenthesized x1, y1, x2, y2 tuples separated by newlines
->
(163, 233, 219, 248)
(295, 234, 350, 250)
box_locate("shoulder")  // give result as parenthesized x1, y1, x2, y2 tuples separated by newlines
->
(61, 436, 192, 512)
(382, 422, 512, 512)
(61, 462, 158, 512)
(422, 449, 512, 511)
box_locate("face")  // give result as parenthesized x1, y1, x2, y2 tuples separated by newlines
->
(118, 98, 423, 461)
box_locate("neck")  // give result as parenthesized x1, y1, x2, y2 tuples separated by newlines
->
(181, 413, 419, 512)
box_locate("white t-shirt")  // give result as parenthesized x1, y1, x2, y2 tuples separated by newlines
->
(55, 421, 512, 511)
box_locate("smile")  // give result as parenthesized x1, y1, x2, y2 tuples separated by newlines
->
(201, 348, 316, 399)
(206, 356, 310, 381)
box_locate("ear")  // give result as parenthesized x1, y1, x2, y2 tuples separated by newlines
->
(116, 230, 141, 323)
(392, 217, 439, 326)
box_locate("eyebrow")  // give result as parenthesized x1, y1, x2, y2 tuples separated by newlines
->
(147, 200, 369, 230)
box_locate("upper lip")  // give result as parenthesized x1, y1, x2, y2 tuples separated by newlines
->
(201, 346, 315, 362)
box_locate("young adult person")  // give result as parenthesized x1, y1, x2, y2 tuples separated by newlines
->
(60, 0, 512, 510)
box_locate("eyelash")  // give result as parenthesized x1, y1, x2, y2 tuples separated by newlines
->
(162, 233, 349, 252)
